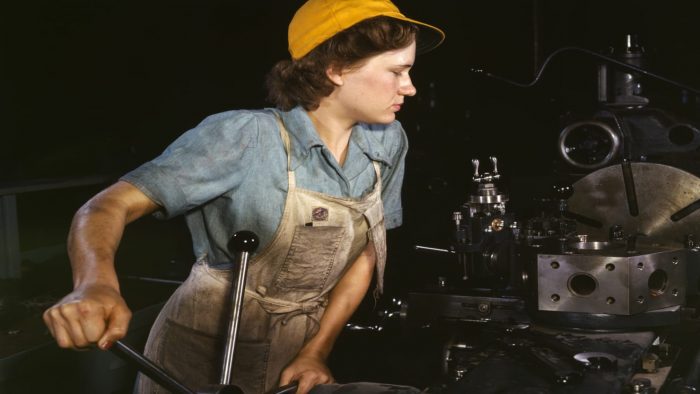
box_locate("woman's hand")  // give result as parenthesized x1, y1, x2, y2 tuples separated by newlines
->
(43, 283, 132, 350)
(279, 351, 335, 394)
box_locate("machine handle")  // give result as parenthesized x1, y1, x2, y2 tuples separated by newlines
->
(267, 381, 300, 394)
(112, 339, 296, 394)
(227, 230, 260, 254)
(414, 245, 455, 254)
(472, 158, 480, 178)
(110, 231, 299, 394)
(112, 340, 195, 394)
(220, 231, 260, 385)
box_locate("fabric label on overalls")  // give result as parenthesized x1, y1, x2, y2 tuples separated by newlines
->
(312, 206, 329, 221)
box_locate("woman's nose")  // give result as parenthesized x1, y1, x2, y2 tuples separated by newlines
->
(400, 76, 417, 97)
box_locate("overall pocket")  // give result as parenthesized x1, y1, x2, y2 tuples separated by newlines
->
(273, 225, 345, 291)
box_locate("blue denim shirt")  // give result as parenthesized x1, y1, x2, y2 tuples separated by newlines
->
(121, 106, 408, 264)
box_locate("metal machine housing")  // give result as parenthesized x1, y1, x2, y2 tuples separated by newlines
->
(537, 245, 688, 315)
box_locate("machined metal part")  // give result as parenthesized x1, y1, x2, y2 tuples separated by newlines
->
(558, 120, 621, 169)
(468, 183, 509, 205)
(567, 162, 700, 247)
(568, 241, 614, 250)
(537, 246, 688, 315)
(469, 157, 508, 207)
(534, 305, 682, 330)
(642, 352, 661, 373)
(345, 324, 383, 332)
(443, 342, 479, 380)
(629, 378, 655, 394)
(526, 345, 582, 385)
(573, 352, 618, 370)
(407, 293, 530, 326)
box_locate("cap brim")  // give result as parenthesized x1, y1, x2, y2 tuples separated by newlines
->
(402, 18, 445, 55)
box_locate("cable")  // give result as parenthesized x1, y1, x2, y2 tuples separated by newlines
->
(470, 46, 700, 95)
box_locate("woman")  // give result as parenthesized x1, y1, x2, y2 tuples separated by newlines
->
(43, 1, 444, 393)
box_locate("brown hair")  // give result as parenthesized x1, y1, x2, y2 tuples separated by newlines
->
(265, 16, 418, 111)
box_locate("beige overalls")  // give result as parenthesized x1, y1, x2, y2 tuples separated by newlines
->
(136, 116, 388, 394)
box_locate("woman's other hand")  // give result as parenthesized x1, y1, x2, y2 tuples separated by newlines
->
(279, 351, 335, 394)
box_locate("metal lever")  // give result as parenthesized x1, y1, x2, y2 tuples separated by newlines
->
(471, 157, 501, 183)
(110, 231, 296, 394)
(112, 340, 196, 394)
(112, 339, 296, 393)
(110, 231, 297, 394)
(221, 231, 260, 385)
(267, 382, 300, 394)
(472, 159, 480, 178)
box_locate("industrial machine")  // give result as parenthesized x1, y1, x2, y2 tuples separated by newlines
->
(403, 156, 700, 393)
(347, 35, 700, 394)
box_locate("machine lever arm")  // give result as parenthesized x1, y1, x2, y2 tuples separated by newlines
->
(414, 245, 455, 254)
(472, 159, 480, 178)
(267, 382, 300, 394)
(221, 231, 260, 385)
(111, 339, 298, 394)
(111, 340, 195, 394)
(109, 231, 298, 394)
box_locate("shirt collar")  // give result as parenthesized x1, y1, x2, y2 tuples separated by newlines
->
(350, 123, 392, 167)
(276, 106, 392, 169)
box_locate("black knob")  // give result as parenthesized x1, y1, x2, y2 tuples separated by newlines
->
(552, 184, 574, 200)
(585, 355, 617, 371)
(227, 231, 259, 254)
(554, 370, 581, 385)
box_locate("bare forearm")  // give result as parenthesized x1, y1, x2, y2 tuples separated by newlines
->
(300, 242, 376, 360)
(44, 181, 158, 350)
(67, 181, 159, 290)
(68, 203, 128, 289)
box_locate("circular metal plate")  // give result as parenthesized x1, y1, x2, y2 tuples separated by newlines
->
(567, 162, 700, 247)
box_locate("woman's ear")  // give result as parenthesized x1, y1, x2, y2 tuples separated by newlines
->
(326, 65, 344, 86)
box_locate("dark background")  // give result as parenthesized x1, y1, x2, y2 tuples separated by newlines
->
(2, 1, 700, 391)
(3, 0, 700, 182)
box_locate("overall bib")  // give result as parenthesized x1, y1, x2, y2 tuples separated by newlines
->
(136, 116, 388, 394)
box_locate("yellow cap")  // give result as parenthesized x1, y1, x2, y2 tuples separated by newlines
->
(288, 0, 445, 60)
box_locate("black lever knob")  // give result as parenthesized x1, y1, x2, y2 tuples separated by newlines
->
(552, 183, 574, 200)
(227, 231, 259, 255)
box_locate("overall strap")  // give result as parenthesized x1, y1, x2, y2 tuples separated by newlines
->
(273, 112, 293, 171)
(371, 161, 382, 188)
